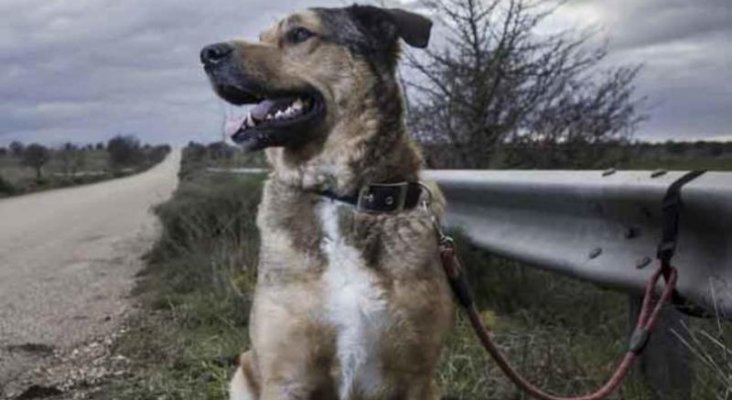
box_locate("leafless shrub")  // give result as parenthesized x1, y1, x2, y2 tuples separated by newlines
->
(405, 0, 645, 169)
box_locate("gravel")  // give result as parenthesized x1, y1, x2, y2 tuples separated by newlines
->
(0, 151, 180, 399)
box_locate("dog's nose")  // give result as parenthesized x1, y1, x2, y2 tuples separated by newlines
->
(200, 43, 233, 66)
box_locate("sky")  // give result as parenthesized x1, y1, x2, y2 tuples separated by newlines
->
(0, 0, 729, 146)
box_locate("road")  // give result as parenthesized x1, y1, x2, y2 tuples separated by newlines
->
(0, 150, 180, 396)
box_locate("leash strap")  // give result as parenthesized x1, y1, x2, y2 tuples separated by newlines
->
(439, 240, 677, 400)
(657, 170, 705, 264)
(431, 171, 710, 400)
(654, 170, 709, 317)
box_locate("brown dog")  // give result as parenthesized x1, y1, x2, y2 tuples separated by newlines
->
(202, 5, 454, 399)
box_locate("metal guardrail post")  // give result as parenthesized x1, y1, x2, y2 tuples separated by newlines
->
(629, 295, 692, 400)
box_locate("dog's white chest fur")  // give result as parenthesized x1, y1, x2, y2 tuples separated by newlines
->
(318, 200, 389, 399)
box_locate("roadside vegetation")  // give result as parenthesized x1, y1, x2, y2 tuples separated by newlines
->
(102, 148, 263, 399)
(0, 135, 170, 197)
(181, 141, 267, 175)
(104, 143, 730, 400)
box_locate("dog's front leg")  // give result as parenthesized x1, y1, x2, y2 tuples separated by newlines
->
(255, 367, 338, 400)
(230, 351, 260, 400)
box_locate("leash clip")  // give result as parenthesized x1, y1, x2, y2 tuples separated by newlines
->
(417, 181, 453, 246)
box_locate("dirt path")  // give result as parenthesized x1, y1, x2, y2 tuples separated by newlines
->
(0, 150, 180, 398)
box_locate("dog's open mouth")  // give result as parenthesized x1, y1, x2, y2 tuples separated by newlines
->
(220, 88, 325, 151)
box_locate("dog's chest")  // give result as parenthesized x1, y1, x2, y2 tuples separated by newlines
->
(317, 200, 389, 398)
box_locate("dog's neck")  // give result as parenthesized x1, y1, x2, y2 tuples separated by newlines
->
(266, 81, 423, 196)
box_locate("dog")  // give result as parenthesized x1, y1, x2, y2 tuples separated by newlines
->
(201, 5, 455, 399)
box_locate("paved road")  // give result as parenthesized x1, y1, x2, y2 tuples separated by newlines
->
(0, 150, 180, 395)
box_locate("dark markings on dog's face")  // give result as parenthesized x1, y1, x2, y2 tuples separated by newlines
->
(201, 5, 432, 157)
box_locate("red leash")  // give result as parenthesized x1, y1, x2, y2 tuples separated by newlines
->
(439, 240, 678, 400)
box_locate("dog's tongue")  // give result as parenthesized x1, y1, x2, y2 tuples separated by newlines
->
(224, 98, 295, 136)
(251, 99, 275, 121)
(224, 115, 247, 137)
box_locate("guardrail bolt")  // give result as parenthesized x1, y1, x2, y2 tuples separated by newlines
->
(602, 168, 616, 177)
(625, 226, 641, 239)
(636, 256, 652, 269)
(589, 247, 603, 259)
(651, 169, 668, 178)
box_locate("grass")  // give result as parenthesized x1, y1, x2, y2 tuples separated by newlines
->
(621, 154, 732, 171)
(104, 152, 731, 400)
(101, 168, 263, 399)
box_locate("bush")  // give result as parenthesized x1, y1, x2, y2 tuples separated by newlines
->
(107, 135, 142, 169)
(0, 174, 15, 195)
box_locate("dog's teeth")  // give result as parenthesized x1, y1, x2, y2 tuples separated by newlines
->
(246, 113, 255, 127)
(275, 111, 284, 118)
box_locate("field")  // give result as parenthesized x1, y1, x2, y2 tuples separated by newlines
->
(101, 147, 731, 400)
(0, 150, 109, 186)
(0, 142, 170, 197)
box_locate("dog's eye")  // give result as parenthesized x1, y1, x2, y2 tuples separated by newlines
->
(287, 27, 314, 44)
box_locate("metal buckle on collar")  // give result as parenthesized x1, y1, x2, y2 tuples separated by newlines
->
(356, 182, 409, 213)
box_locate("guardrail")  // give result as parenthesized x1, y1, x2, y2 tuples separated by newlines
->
(422, 169, 731, 399)
(213, 167, 731, 317)
(423, 169, 732, 319)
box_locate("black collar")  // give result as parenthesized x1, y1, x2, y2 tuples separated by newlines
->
(318, 182, 424, 213)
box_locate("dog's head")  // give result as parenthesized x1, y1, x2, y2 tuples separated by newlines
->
(201, 5, 432, 154)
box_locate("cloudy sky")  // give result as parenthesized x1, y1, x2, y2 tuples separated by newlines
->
(0, 0, 729, 146)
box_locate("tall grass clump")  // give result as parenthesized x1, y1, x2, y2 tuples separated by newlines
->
(108, 170, 264, 399)
(0, 173, 15, 196)
(675, 303, 732, 399)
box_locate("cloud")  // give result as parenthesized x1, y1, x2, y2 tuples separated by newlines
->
(544, 0, 732, 140)
(0, 0, 345, 145)
(0, 0, 730, 145)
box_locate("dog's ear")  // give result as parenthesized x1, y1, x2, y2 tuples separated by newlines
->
(349, 5, 433, 49)
(384, 8, 432, 48)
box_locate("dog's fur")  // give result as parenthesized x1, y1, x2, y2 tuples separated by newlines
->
(204, 6, 454, 399)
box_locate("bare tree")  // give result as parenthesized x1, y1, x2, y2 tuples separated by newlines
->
(72, 150, 87, 175)
(58, 143, 88, 176)
(22, 143, 50, 180)
(58, 142, 78, 176)
(406, 0, 644, 169)
(9, 141, 24, 158)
